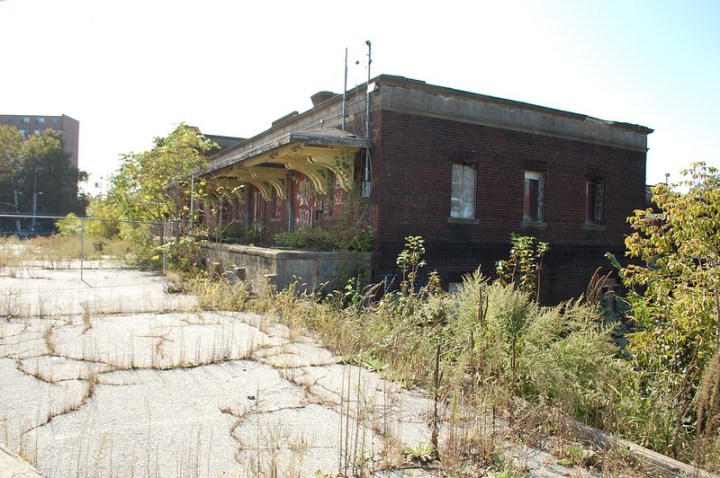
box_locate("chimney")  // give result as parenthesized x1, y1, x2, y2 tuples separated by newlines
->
(310, 91, 337, 106)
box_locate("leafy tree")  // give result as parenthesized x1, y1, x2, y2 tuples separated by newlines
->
(619, 162, 720, 452)
(20, 130, 87, 216)
(0, 127, 85, 222)
(84, 195, 122, 239)
(0, 126, 25, 229)
(104, 124, 216, 270)
(0, 125, 24, 187)
(107, 124, 214, 224)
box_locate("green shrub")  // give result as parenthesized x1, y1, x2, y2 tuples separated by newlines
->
(275, 224, 371, 251)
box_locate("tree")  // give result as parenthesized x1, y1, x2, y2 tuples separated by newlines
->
(0, 125, 24, 187)
(0, 126, 25, 234)
(619, 162, 720, 451)
(107, 124, 214, 224)
(0, 127, 85, 227)
(20, 130, 87, 216)
(103, 124, 216, 270)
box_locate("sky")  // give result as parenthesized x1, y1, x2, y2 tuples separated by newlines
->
(1, 0, 718, 193)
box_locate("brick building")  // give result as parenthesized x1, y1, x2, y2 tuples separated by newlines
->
(199, 75, 652, 303)
(0, 114, 79, 168)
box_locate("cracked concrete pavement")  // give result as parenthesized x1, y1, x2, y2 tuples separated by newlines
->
(0, 257, 595, 477)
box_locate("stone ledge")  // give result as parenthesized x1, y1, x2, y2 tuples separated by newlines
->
(569, 421, 719, 478)
(202, 242, 371, 293)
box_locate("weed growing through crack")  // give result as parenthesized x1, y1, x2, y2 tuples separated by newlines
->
(86, 371, 99, 398)
(2, 288, 25, 319)
(17, 437, 38, 467)
(17, 358, 57, 384)
(43, 326, 56, 355)
(81, 302, 93, 333)
(36, 296, 48, 319)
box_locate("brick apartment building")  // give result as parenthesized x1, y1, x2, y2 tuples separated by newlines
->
(0, 114, 79, 168)
(199, 75, 652, 304)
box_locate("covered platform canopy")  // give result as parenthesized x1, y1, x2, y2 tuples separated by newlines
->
(198, 129, 367, 201)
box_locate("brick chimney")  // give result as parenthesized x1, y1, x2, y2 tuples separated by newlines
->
(310, 91, 337, 106)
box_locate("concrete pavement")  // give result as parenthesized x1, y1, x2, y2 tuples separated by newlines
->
(0, 257, 601, 477)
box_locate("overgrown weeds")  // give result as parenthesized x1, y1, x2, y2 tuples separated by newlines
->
(185, 236, 635, 474)
(0, 234, 138, 264)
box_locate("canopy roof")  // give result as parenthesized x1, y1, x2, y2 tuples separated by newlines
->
(199, 129, 367, 200)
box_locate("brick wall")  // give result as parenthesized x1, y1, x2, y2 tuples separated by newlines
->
(369, 110, 646, 304)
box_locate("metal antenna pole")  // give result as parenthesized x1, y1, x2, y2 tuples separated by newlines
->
(365, 40, 372, 140)
(342, 48, 348, 130)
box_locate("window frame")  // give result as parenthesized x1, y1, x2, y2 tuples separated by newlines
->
(523, 170, 544, 222)
(585, 177, 605, 225)
(450, 162, 477, 220)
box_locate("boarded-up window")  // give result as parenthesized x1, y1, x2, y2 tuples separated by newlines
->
(450, 163, 476, 219)
(586, 178, 605, 224)
(523, 171, 544, 221)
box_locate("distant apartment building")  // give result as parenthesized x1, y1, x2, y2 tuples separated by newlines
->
(0, 114, 79, 168)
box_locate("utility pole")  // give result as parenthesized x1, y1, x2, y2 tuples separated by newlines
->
(365, 40, 372, 140)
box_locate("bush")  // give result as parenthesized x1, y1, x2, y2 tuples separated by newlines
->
(275, 224, 372, 251)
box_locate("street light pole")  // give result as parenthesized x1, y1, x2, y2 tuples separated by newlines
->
(30, 166, 43, 233)
(32, 191, 43, 232)
(13, 189, 21, 234)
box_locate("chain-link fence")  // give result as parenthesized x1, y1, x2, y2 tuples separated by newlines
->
(0, 214, 185, 279)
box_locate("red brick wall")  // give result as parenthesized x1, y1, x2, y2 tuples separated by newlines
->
(229, 171, 360, 243)
(369, 110, 646, 303)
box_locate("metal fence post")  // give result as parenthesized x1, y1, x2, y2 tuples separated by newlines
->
(162, 220, 167, 274)
(80, 216, 85, 282)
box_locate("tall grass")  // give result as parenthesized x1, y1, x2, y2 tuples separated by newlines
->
(187, 266, 630, 473)
(0, 235, 137, 264)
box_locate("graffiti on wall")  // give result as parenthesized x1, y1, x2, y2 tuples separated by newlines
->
(293, 173, 318, 227)
(333, 175, 345, 217)
(290, 172, 347, 227)
(273, 190, 283, 220)
(251, 187, 264, 225)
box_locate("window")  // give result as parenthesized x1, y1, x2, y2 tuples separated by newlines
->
(37, 117, 45, 124)
(22, 117, 30, 124)
(34, 130, 41, 135)
(450, 163, 476, 219)
(586, 178, 605, 224)
(523, 171, 544, 221)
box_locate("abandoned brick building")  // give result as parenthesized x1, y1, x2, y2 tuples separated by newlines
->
(199, 75, 652, 304)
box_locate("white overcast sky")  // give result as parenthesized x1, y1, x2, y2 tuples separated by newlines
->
(1, 0, 718, 192)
